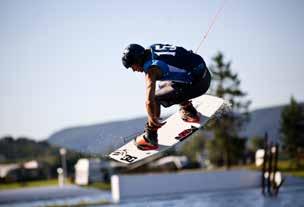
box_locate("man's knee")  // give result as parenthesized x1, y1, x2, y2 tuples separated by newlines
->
(156, 91, 189, 108)
(158, 100, 175, 108)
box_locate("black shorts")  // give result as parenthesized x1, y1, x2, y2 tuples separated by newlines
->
(155, 69, 211, 107)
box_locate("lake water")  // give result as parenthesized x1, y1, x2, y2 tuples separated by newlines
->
(105, 186, 304, 207)
(3, 185, 304, 207)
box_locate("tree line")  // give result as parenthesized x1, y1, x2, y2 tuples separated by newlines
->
(0, 137, 90, 181)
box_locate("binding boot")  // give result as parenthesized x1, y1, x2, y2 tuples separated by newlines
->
(135, 123, 159, 150)
(179, 101, 200, 123)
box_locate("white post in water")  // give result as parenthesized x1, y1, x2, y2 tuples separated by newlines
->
(60, 148, 67, 185)
(57, 168, 64, 187)
(111, 175, 120, 203)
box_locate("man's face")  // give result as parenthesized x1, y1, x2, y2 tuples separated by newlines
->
(131, 64, 144, 73)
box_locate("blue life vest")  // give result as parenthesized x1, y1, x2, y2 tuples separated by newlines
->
(143, 44, 206, 83)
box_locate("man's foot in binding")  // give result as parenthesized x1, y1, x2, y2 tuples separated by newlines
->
(179, 101, 200, 123)
(135, 123, 159, 150)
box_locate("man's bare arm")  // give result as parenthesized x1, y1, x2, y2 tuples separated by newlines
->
(145, 67, 162, 127)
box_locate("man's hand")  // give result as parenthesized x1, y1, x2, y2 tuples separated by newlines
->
(148, 116, 166, 129)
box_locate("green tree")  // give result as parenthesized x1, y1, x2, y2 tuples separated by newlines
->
(280, 96, 304, 167)
(180, 131, 206, 161)
(0, 136, 90, 178)
(208, 52, 251, 168)
(248, 136, 264, 152)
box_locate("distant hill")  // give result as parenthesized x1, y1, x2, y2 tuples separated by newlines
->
(48, 117, 146, 155)
(239, 105, 283, 140)
(48, 104, 289, 155)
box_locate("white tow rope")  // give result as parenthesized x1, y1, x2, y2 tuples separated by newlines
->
(195, 0, 228, 53)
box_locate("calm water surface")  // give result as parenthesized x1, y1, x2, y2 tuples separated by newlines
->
(106, 186, 304, 207)
(4, 185, 304, 207)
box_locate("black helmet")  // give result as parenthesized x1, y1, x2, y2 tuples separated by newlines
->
(122, 44, 145, 68)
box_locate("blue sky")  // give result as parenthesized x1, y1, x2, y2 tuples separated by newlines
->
(1, 0, 303, 140)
